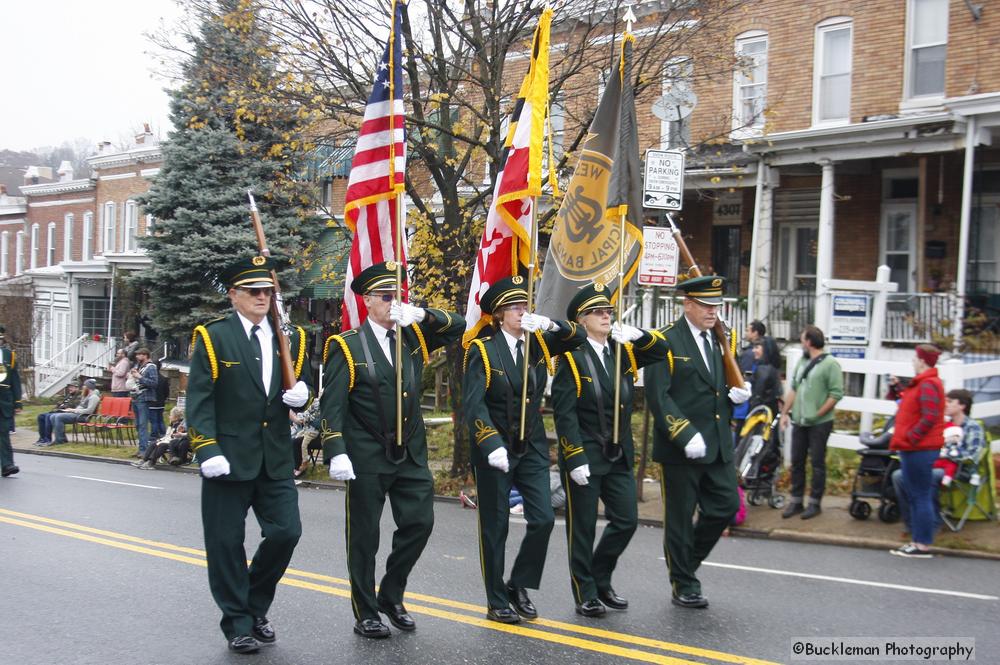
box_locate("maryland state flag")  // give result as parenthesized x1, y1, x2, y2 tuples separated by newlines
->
(462, 8, 553, 346)
(535, 34, 643, 318)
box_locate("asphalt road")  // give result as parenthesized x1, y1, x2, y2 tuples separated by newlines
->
(1, 454, 997, 665)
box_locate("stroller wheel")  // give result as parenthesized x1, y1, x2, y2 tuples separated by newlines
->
(878, 502, 900, 523)
(849, 500, 871, 520)
(768, 494, 785, 509)
(747, 492, 764, 507)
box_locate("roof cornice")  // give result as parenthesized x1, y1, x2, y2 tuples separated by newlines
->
(86, 145, 163, 170)
(20, 179, 95, 197)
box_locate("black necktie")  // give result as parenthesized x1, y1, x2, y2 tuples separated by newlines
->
(701, 331, 714, 376)
(386, 329, 397, 367)
(602, 346, 614, 378)
(515, 339, 525, 372)
(250, 325, 263, 382)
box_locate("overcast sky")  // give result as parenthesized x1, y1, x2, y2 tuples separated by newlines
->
(0, 0, 181, 152)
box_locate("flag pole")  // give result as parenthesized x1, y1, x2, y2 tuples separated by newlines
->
(389, 0, 404, 456)
(516, 203, 539, 454)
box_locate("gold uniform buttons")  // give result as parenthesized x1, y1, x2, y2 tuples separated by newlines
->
(715, 415, 720, 420)
(263, 421, 269, 428)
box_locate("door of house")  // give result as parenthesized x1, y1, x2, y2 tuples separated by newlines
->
(970, 202, 999, 292)
(881, 202, 917, 292)
(711, 226, 741, 295)
(776, 223, 818, 291)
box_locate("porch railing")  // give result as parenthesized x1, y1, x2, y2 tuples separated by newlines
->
(34, 335, 117, 397)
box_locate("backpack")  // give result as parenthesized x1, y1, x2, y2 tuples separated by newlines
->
(154, 374, 170, 405)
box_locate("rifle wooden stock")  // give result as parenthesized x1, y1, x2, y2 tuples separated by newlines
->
(666, 216, 745, 389)
(247, 191, 297, 391)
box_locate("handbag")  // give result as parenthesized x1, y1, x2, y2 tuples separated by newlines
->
(125, 375, 139, 393)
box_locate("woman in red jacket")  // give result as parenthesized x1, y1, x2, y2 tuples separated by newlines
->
(889, 344, 946, 558)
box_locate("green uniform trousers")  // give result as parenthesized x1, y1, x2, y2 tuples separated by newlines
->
(563, 459, 638, 604)
(474, 449, 554, 610)
(660, 460, 739, 596)
(201, 474, 302, 640)
(345, 457, 434, 621)
(0, 415, 13, 469)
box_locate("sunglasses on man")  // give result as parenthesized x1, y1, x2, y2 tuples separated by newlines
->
(238, 287, 274, 297)
(368, 293, 394, 303)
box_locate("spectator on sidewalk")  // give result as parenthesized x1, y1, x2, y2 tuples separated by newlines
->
(889, 345, 947, 559)
(109, 349, 131, 397)
(130, 348, 159, 457)
(35, 381, 81, 445)
(149, 361, 170, 440)
(780, 325, 844, 520)
(122, 331, 140, 362)
(49, 379, 101, 444)
(733, 321, 767, 441)
(132, 406, 186, 470)
(748, 337, 783, 415)
(290, 399, 320, 478)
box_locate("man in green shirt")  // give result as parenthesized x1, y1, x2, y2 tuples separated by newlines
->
(779, 324, 844, 519)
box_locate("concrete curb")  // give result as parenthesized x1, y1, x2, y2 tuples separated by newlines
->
(15, 447, 1000, 561)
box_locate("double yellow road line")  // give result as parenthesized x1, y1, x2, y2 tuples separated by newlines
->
(0, 507, 777, 665)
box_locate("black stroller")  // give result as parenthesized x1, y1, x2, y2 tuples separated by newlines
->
(733, 405, 785, 509)
(849, 416, 901, 522)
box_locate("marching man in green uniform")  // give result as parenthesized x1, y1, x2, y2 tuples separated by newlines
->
(321, 261, 464, 639)
(462, 276, 585, 624)
(187, 256, 312, 654)
(551, 284, 665, 617)
(645, 276, 751, 609)
(0, 326, 23, 478)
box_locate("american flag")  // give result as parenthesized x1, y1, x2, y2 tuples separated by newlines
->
(342, 0, 407, 330)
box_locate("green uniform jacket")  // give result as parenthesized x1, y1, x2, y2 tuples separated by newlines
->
(645, 319, 734, 465)
(321, 309, 464, 474)
(463, 322, 585, 466)
(552, 331, 666, 476)
(186, 313, 311, 481)
(0, 347, 23, 417)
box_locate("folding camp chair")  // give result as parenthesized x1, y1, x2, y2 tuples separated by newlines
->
(940, 443, 997, 532)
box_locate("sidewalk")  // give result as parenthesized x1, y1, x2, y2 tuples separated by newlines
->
(10, 427, 1000, 560)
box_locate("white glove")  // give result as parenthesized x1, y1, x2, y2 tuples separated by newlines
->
(520, 312, 554, 333)
(943, 425, 963, 444)
(684, 433, 707, 460)
(487, 447, 510, 473)
(328, 453, 356, 481)
(569, 464, 590, 486)
(200, 455, 231, 478)
(728, 382, 752, 404)
(282, 380, 309, 408)
(610, 323, 643, 344)
(390, 301, 426, 327)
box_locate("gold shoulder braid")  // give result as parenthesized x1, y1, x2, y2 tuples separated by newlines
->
(730, 329, 737, 356)
(294, 326, 307, 378)
(667, 348, 674, 375)
(564, 352, 582, 398)
(191, 326, 218, 381)
(410, 322, 430, 363)
(533, 329, 554, 375)
(464, 339, 491, 390)
(323, 335, 356, 391)
(624, 343, 639, 382)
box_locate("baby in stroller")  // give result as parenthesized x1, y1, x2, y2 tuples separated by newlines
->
(849, 416, 901, 522)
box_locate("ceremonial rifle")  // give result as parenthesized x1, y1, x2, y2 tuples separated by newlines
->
(665, 212, 744, 389)
(247, 190, 297, 391)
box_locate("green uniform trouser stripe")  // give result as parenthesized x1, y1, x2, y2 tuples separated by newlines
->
(201, 474, 301, 640)
(473, 450, 554, 609)
(0, 415, 13, 468)
(345, 459, 434, 621)
(660, 461, 739, 596)
(564, 460, 638, 603)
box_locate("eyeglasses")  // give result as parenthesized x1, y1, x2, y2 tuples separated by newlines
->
(369, 293, 394, 303)
(587, 307, 613, 317)
(503, 304, 528, 313)
(239, 287, 274, 297)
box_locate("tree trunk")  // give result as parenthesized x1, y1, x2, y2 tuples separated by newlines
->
(447, 344, 470, 479)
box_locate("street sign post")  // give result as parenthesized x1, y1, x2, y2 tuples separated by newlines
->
(643, 149, 684, 210)
(637, 226, 679, 286)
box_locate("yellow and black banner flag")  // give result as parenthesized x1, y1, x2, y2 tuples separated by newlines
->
(535, 34, 643, 318)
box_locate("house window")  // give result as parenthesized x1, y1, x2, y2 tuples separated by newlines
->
(145, 213, 154, 237)
(46, 222, 56, 266)
(662, 57, 693, 148)
(30, 224, 40, 270)
(15, 231, 24, 274)
(64, 214, 74, 262)
(733, 31, 768, 133)
(906, 0, 948, 99)
(80, 297, 111, 337)
(0, 231, 8, 276)
(969, 203, 1000, 291)
(103, 201, 116, 253)
(82, 212, 93, 260)
(813, 18, 852, 125)
(124, 200, 138, 252)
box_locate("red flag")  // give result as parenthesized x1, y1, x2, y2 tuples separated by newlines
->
(342, 0, 407, 330)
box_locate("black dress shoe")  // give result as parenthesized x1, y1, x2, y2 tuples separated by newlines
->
(782, 503, 804, 519)
(598, 587, 628, 610)
(671, 592, 709, 609)
(486, 606, 521, 624)
(1, 465, 18, 477)
(506, 583, 537, 619)
(377, 600, 416, 631)
(227, 635, 261, 654)
(252, 616, 275, 644)
(575, 598, 606, 617)
(354, 618, 391, 639)
(801, 504, 822, 520)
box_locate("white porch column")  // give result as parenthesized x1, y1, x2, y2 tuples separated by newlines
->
(954, 116, 977, 353)
(815, 159, 836, 331)
(747, 160, 777, 322)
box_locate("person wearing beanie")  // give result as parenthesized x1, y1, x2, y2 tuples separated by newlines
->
(49, 379, 101, 445)
(889, 344, 946, 558)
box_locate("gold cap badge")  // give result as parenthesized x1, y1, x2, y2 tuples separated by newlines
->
(512, 275, 524, 285)
(252, 256, 266, 266)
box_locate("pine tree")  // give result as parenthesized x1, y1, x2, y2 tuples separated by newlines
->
(137, 0, 320, 338)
